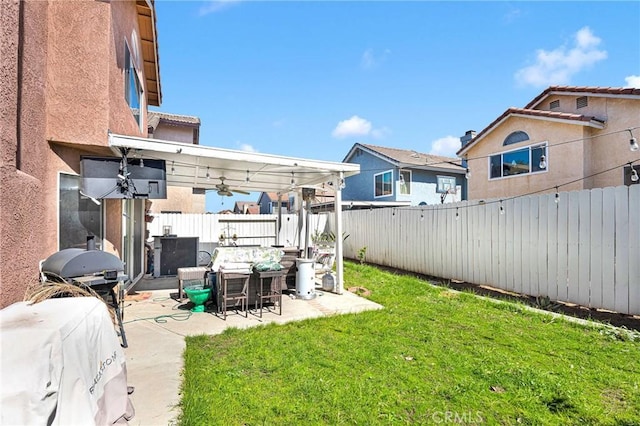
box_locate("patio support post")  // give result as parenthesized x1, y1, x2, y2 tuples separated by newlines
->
(297, 191, 305, 258)
(335, 172, 344, 294)
(276, 192, 282, 246)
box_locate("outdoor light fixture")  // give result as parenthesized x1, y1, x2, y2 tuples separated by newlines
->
(554, 187, 560, 204)
(629, 129, 639, 152)
(171, 161, 175, 175)
(206, 167, 210, 181)
(455, 207, 459, 220)
(339, 178, 346, 190)
(499, 200, 505, 215)
(289, 172, 296, 190)
(631, 164, 639, 183)
(465, 167, 471, 179)
(539, 154, 547, 170)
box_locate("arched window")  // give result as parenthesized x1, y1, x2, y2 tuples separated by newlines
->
(503, 131, 529, 146)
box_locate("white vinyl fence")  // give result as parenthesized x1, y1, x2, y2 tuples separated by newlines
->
(148, 213, 329, 253)
(337, 185, 640, 315)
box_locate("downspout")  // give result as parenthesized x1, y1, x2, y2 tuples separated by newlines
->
(335, 172, 344, 294)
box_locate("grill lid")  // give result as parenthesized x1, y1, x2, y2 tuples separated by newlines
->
(41, 248, 124, 279)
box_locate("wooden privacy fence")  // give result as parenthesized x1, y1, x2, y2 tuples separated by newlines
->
(338, 185, 640, 315)
(148, 213, 329, 251)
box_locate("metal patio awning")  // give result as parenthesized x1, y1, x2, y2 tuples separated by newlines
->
(108, 132, 359, 295)
(108, 133, 360, 194)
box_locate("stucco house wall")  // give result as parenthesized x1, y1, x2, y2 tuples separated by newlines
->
(1, 1, 50, 300)
(0, 0, 154, 308)
(152, 124, 195, 144)
(464, 117, 586, 200)
(342, 153, 395, 202)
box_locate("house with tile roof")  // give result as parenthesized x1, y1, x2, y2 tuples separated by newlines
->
(234, 201, 260, 214)
(146, 111, 205, 214)
(458, 86, 640, 201)
(342, 143, 467, 206)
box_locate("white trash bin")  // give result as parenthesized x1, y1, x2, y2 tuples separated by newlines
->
(295, 258, 316, 300)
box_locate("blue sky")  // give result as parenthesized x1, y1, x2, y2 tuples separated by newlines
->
(150, 1, 640, 212)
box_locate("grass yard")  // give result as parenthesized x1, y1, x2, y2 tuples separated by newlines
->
(179, 262, 640, 425)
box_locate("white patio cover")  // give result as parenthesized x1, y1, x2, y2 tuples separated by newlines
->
(109, 133, 360, 294)
(0, 297, 133, 425)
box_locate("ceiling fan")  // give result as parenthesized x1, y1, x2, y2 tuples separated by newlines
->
(214, 176, 250, 197)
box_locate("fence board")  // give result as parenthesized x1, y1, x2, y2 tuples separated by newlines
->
(600, 188, 616, 311)
(556, 193, 569, 301)
(528, 197, 539, 296)
(589, 189, 603, 308)
(614, 186, 629, 314)
(520, 196, 531, 296)
(536, 195, 548, 297)
(577, 191, 591, 307)
(567, 191, 580, 303)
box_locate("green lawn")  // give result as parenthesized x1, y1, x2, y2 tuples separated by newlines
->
(179, 262, 640, 425)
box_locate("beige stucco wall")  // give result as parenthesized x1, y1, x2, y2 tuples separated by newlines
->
(465, 116, 586, 200)
(148, 187, 206, 214)
(152, 123, 196, 144)
(0, 0, 150, 308)
(465, 97, 640, 201)
(146, 121, 205, 213)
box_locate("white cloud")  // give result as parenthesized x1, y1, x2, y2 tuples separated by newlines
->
(371, 126, 391, 140)
(237, 143, 257, 153)
(331, 116, 390, 140)
(624, 75, 640, 88)
(198, 0, 241, 16)
(514, 26, 607, 88)
(360, 48, 391, 70)
(429, 136, 461, 158)
(332, 115, 372, 138)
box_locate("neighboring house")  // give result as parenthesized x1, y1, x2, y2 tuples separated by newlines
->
(458, 86, 640, 201)
(257, 192, 291, 214)
(234, 201, 260, 214)
(342, 143, 466, 206)
(146, 112, 205, 214)
(0, 0, 161, 308)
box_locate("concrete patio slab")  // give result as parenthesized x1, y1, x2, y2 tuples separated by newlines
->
(122, 277, 383, 425)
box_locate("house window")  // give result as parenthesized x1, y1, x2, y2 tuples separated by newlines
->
(124, 41, 142, 128)
(59, 173, 103, 250)
(489, 143, 547, 179)
(374, 170, 393, 197)
(549, 100, 560, 109)
(437, 176, 457, 193)
(503, 131, 530, 146)
(399, 170, 411, 195)
(576, 96, 588, 109)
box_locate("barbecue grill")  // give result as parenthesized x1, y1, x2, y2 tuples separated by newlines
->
(40, 238, 129, 347)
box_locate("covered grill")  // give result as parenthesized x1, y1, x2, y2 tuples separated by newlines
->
(40, 238, 129, 347)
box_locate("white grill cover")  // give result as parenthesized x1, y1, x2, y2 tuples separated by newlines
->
(0, 297, 133, 425)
